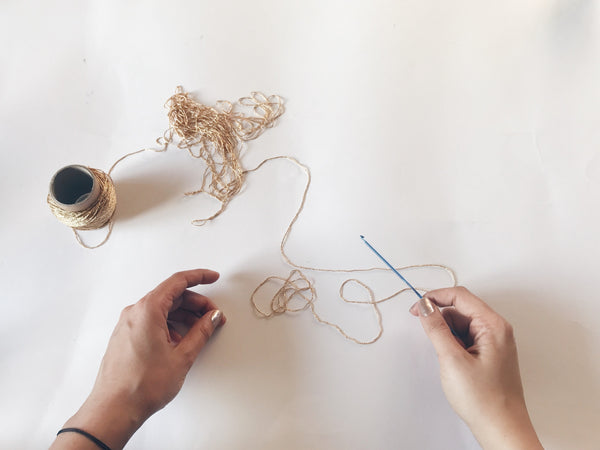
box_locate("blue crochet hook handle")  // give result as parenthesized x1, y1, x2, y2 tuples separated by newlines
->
(360, 235, 422, 299)
(360, 235, 460, 338)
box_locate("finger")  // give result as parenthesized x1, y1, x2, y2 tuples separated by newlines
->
(424, 286, 495, 319)
(167, 324, 184, 344)
(441, 308, 472, 348)
(170, 290, 219, 314)
(148, 269, 220, 316)
(441, 308, 471, 336)
(415, 297, 464, 357)
(176, 310, 225, 364)
(168, 309, 201, 328)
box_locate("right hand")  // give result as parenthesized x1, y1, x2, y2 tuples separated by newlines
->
(409, 287, 542, 449)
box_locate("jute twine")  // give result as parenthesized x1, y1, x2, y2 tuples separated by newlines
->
(48, 87, 456, 343)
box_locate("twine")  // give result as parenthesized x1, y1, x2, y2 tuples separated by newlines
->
(245, 156, 457, 345)
(47, 168, 117, 249)
(48, 86, 456, 343)
(162, 88, 284, 225)
(47, 87, 282, 246)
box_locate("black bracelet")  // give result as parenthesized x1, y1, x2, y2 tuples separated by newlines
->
(57, 427, 112, 450)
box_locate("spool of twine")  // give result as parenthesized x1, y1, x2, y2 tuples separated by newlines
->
(47, 165, 117, 230)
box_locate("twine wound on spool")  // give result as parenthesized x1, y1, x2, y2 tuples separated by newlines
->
(47, 166, 117, 248)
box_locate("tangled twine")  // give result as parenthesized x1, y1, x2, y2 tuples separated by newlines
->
(162, 88, 284, 225)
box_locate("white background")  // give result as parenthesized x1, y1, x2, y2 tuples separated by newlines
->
(1, 1, 600, 448)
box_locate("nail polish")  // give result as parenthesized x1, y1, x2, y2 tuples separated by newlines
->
(210, 310, 223, 328)
(418, 297, 435, 317)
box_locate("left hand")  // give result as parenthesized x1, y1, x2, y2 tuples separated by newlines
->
(51, 269, 226, 450)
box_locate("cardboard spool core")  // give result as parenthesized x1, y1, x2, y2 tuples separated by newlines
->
(50, 165, 101, 212)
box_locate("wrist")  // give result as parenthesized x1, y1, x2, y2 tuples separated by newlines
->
(61, 392, 146, 450)
(470, 398, 542, 450)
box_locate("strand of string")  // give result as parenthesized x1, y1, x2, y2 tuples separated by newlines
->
(243, 156, 456, 344)
(70, 146, 169, 249)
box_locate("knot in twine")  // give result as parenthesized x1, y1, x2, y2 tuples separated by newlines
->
(251, 268, 390, 345)
(251, 270, 316, 317)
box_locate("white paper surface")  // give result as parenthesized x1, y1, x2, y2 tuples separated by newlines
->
(1, 1, 599, 449)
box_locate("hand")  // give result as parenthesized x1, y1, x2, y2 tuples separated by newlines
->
(409, 287, 542, 450)
(51, 269, 226, 450)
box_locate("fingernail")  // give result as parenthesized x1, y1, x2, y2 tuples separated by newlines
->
(210, 310, 223, 328)
(418, 297, 435, 317)
(409, 302, 419, 315)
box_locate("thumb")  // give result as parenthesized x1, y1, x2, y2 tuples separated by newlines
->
(412, 297, 462, 357)
(177, 310, 224, 359)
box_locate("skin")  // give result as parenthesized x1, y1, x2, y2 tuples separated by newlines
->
(50, 273, 541, 449)
(50, 269, 226, 450)
(409, 287, 543, 449)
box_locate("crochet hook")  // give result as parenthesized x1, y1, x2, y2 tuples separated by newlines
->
(360, 235, 422, 299)
(360, 235, 461, 338)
